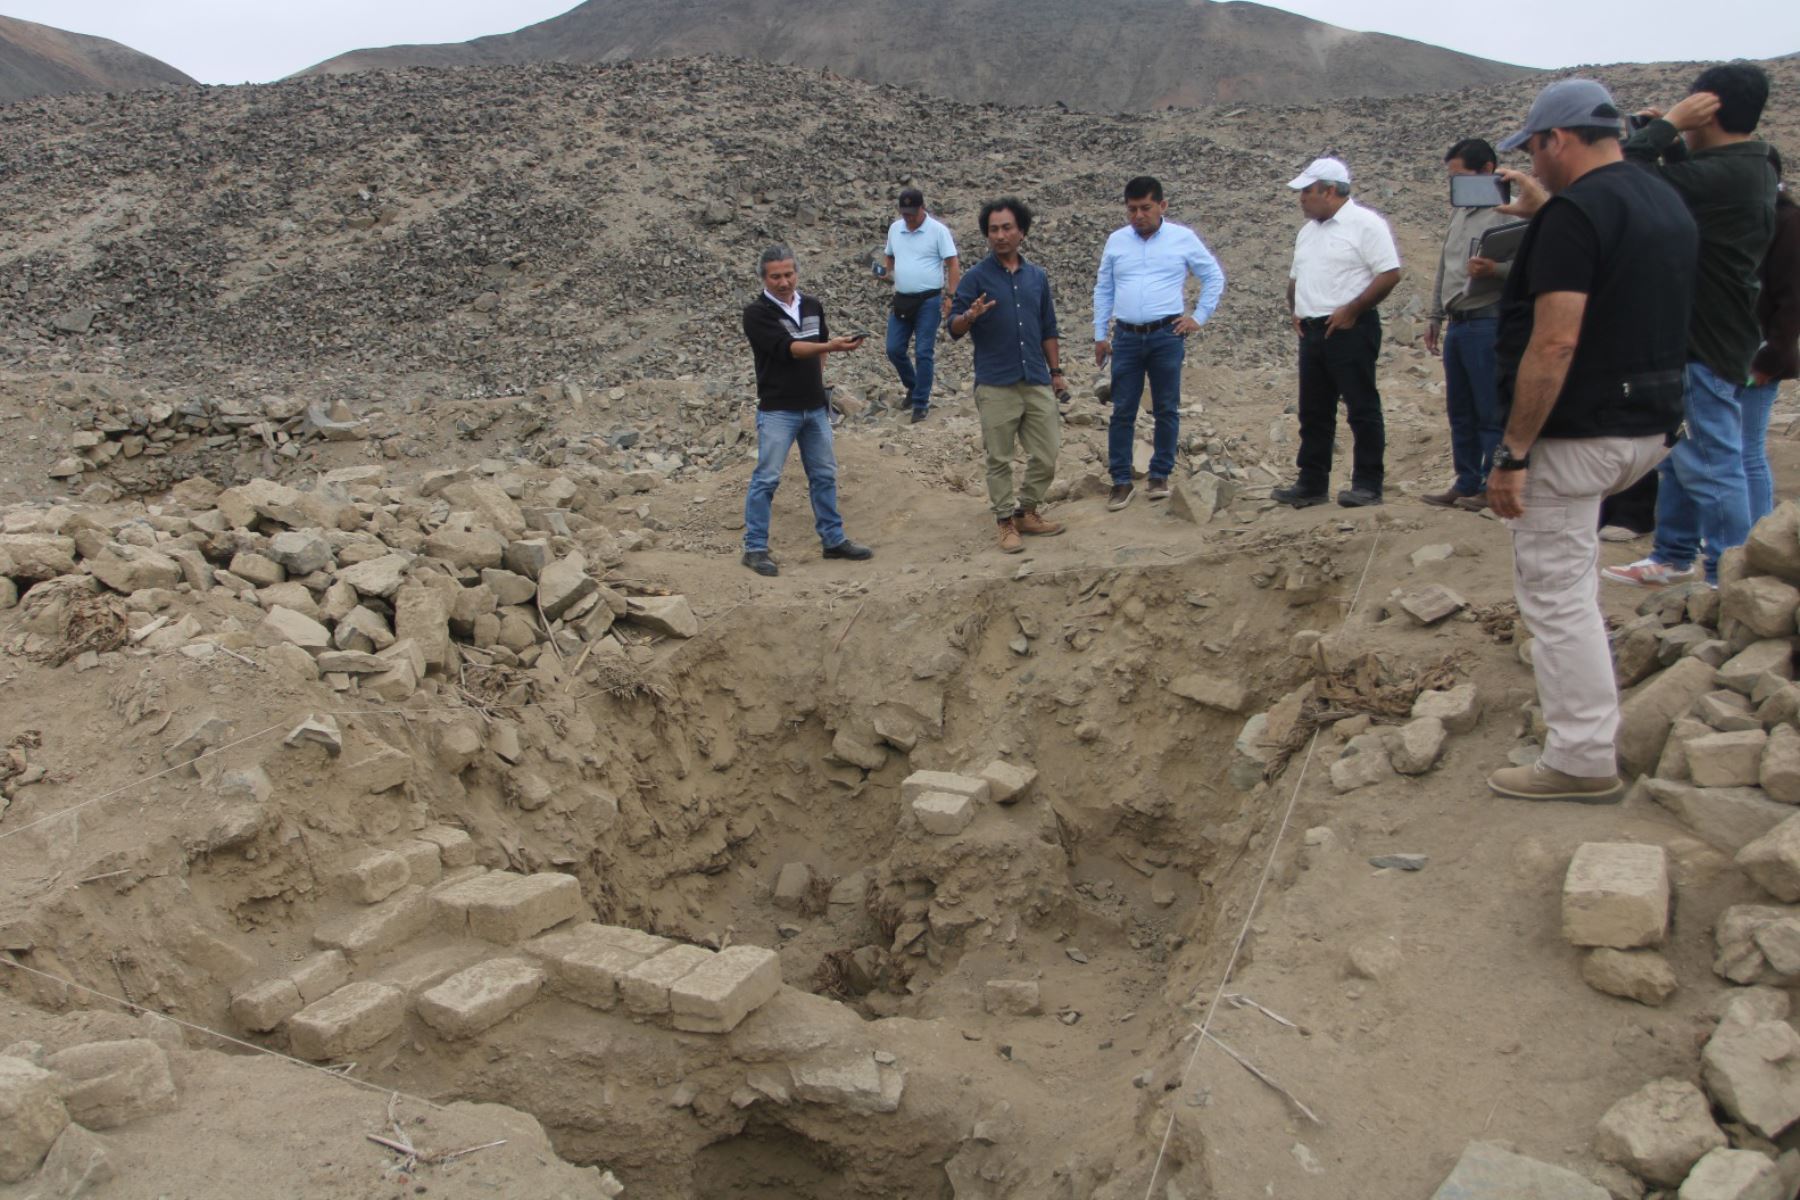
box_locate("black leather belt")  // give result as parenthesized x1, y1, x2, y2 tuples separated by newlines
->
(1448, 304, 1498, 323)
(1115, 315, 1179, 334)
(1297, 316, 1330, 330)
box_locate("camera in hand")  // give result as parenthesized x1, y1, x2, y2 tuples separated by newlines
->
(1450, 174, 1511, 208)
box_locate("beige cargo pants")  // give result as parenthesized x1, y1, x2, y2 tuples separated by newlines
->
(1505, 435, 1669, 778)
(974, 382, 1060, 520)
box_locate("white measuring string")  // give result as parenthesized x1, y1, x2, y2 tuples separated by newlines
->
(1141, 525, 1381, 1197)
(0, 704, 483, 846)
(0, 954, 449, 1111)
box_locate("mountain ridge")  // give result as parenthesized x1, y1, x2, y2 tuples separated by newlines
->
(296, 0, 1535, 111)
(0, 14, 196, 105)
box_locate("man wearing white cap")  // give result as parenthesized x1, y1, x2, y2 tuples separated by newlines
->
(1276, 157, 1402, 508)
(1481, 78, 1697, 802)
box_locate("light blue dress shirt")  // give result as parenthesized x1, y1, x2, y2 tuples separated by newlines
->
(1092, 219, 1226, 341)
(885, 215, 959, 294)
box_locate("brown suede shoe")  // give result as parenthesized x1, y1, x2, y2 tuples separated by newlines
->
(1453, 492, 1489, 513)
(1015, 508, 1064, 537)
(1421, 487, 1469, 508)
(997, 518, 1024, 554)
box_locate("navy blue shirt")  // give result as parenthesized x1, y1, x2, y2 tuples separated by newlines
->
(950, 253, 1059, 387)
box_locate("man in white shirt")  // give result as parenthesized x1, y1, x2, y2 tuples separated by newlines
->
(1092, 175, 1226, 510)
(883, 187, 961, 423)
(1276, 157, 1403, 509)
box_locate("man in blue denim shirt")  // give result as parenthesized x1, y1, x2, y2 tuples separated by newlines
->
(739, 245, 874, 577)
(949, 199, 1066, 554)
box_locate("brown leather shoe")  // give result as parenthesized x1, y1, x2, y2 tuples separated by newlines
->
(1453, 491, 1489, 512)
(1015, 508, 1064, 537)
(1421, 486, 1469, 508)
(997, 518, 1024, 554)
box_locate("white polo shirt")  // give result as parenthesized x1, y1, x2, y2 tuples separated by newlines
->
(1289, 198, 1401, 318)
(885, 214, 959, 294)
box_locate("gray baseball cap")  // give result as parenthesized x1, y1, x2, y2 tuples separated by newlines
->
(1497, 79, 1624, 152)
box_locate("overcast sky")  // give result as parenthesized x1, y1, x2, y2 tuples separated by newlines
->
(6, 0, 1797, 85)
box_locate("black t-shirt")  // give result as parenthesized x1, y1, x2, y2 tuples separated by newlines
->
(743, 293, 830, 412)
(1497, 161, 1698, 440)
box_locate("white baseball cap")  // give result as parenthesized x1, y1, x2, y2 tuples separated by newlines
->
(1287, 157, 1352, 189)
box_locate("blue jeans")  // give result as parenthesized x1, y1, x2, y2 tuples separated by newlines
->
(1442, 317, 1502, 495)
(886, 296, 943, 413)
(743, 407, 845, 553)
(1108, 324, 1186, 483)
(1743, 379, 1778, 523)
(1651, 362, 1752, 584)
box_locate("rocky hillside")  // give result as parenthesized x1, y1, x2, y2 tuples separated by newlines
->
(296, 0, 1533, 111)
(6, 55, 1794, 410)
(0, 15, 195, 105)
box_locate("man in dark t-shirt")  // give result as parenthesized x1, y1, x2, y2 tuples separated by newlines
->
(1482, 79, 1699, 804)
(740, 245, 874, 578)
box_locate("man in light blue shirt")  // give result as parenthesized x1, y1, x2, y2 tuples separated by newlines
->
(1092, 176, 1226, 510)
(883, 187, 961, 423)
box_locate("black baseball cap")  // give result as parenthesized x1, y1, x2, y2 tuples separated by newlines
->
(897, 187, 925, 210)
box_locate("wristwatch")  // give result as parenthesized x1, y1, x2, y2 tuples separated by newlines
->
(1493, 445, 1531, 471)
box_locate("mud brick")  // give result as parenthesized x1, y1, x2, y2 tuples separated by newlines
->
(913, 791, 974, 835)
(0, 1057, 66, 1183)
(44, 1040, 177, 1130)
(286, 982, 406, 1061)
(670, 946, 783, 1033)
(984, 979, 1044, 1016)
(416, 958, 545, 1039)
(342, 848, 410, 904)
(417, 825, 476, 867)
(373, 944, 492, 999)
(1688, 730, 1771, 789)
(978, 760, 1038, 804)
(289, 951, 350, 1003)
(1562, 843, 1670, 949)
(527, 924, 670, 1009)
(1398, 584, 1467, 625)
(311, 885, 432, 958)
(230, 978, 304, 1033)
(620, 944, 713, 1016)
(899, 770, 990, 806)
(393, 839, 443, 886)
(1168, 672, 1250, 712)
(433, 871, 585, 943)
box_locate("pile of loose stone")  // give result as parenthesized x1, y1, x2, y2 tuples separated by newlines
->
(45, 390, 370, 485)
(0, 462, 699, 693)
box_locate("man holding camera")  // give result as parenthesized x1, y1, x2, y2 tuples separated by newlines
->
(1091, 175, 1226, 510)
(1424, 139, 1513, 512)
(1602, 63, 1778, 589)
(882, 187, 960, 424)
(1483, 80, 1697, 802)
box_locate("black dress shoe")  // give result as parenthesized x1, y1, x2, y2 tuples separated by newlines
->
(742, 550, 779, 577)
(910, 408, 928, 424)
(1337, 487, 1384, 508)
(823, 539, 873, 561)
(1271, 483, 1328, 508)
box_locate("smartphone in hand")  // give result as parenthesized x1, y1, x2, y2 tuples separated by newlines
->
(1450, 174, 1511, 208)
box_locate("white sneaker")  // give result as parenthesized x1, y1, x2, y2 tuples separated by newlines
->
(1600, 557, 1696, 587)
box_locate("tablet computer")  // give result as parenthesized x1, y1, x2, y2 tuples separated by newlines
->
(1472, 220, 1530, 264)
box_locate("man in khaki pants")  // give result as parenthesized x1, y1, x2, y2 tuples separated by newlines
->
(948, 198, 1065, 553)
(1484, 79, 1698, 802)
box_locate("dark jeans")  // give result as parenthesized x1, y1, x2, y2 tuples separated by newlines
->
(1107, 323, 1185, 484)
(1442, 316, 1501, 495)
(885, 295, 943, 414)
(1296, 311, 1384, 495)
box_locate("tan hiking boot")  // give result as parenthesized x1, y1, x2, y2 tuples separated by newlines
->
(997, 518, 1023, 554)
(1015, 508, 1064, 537)
(1487, 761, 1623, 804)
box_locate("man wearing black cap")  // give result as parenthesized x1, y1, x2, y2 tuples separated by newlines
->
(883, 187, 961, 423)
(1481, 79, 1698, 803)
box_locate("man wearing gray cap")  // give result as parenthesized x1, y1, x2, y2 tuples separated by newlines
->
(1276, 156, 1402, 509)
(1481, 79, 1698, 802)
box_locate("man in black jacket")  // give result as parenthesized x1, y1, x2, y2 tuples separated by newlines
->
(740, 245, 874, 577)
(1484, 79, 1699, 803)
